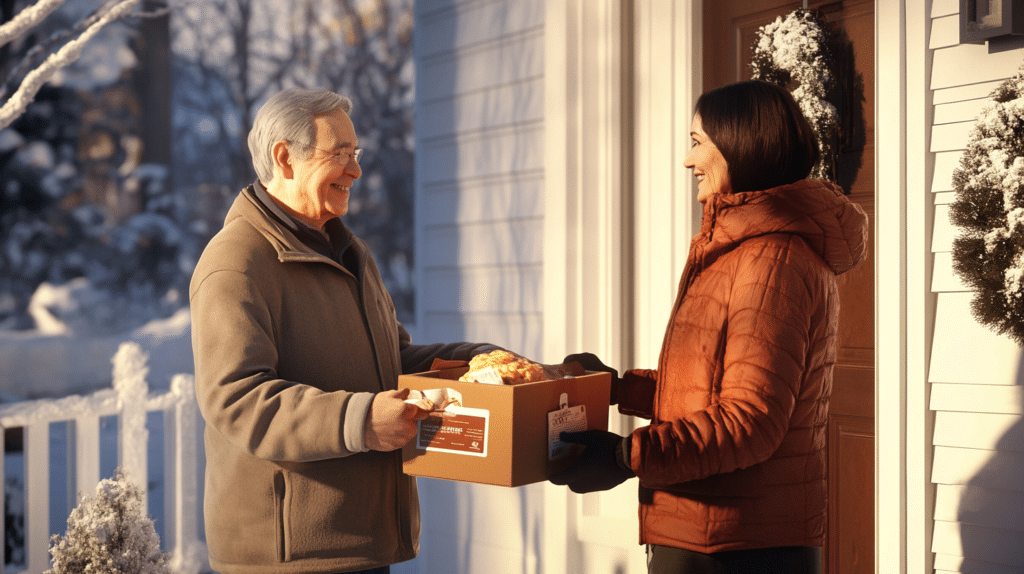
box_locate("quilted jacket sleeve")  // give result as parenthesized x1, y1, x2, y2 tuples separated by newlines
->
(618, 369, 658, 419)
(631, 238, 820, 487)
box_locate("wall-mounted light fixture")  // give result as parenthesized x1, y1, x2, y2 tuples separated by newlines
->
(961, 0, 1024, 44)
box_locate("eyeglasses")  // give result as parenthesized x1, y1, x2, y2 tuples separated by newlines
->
(290, 141, 362, 164)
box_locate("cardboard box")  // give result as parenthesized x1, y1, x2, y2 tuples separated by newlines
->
(399, 366, 611, 487)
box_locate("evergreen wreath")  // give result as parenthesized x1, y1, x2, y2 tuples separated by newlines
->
(750, 9, 840, 182)
(950, 65, 1024, 345)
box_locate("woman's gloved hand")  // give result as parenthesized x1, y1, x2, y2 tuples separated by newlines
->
(548, 429, 634, 493)
(563, 352, 620, 404)
(563, 352, 618, 379)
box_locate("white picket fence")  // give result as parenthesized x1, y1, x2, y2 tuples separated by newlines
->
(0, 342, 207, 574)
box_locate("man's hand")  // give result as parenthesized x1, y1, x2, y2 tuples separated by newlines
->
(364, 389, 432, 452)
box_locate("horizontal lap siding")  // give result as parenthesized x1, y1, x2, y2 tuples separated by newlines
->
(408, 3, 550, 574)
(415, 0, 545, 356)
(927, 4, 1024, 572)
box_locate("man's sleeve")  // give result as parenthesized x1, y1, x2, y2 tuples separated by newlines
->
(397, 322, 501, 374)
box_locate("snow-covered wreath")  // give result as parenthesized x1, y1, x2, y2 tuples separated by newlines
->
(950, 66, 1024, 345)
(750, 9, 839, 182)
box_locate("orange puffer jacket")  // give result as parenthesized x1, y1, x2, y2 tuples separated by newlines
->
(617, 179, 868, 553)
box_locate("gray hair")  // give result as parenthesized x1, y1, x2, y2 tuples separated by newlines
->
(247, 88, 353, 183)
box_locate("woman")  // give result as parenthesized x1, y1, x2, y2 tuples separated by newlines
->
(550, 80, 869, 573)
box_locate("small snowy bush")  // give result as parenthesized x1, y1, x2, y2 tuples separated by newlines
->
(951, 65, 1024, 345)
(46, 468, 169, 574)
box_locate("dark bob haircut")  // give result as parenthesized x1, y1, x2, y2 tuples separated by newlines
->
(694, 80, 820, 193)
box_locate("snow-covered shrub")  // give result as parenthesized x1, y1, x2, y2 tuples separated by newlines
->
(751, 9, 839, 182)
(46, 468, 169, 574)
(950, 65, 1024, 345)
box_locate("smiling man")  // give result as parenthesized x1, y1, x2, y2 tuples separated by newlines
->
(189, 88, 498, 574)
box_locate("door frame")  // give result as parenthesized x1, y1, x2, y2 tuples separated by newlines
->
(543, 0, 645, 570)
(876, 1, 933, 572)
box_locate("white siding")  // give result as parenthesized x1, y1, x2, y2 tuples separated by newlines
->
(414, 0, 545, 356)
(927, 5, 1024, 572)
(405, 2, 548, 574)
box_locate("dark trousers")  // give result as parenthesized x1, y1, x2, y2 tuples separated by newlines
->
(335, 567, 389, 574)
(647, 544, 822, 574)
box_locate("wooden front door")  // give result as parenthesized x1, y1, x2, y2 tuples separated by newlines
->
(703, 1, 876, 573)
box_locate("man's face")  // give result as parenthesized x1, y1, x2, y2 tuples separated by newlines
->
(290, 109, 361, 227)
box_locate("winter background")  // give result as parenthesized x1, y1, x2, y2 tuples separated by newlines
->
(1, 0, 415, 569)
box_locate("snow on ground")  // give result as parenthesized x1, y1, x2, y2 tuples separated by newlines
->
(0, 305, 193, 400)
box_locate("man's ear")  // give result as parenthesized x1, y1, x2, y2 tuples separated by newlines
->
(271, 140, 294, 180)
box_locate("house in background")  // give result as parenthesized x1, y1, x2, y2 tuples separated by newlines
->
(404, 1, 1024, 573)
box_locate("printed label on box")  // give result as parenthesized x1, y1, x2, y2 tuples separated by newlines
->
(548, 393, 588, 460)
(416, 406, 489, 457)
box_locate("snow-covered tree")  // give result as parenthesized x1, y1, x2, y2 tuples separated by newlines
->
(46, 467, 169, 574)
(1, 0, 187, 332)
(172, 0, 417, 322)
(0, 0, 150, 130)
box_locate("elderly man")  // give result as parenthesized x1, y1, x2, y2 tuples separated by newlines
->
(190, 88, 497, 574)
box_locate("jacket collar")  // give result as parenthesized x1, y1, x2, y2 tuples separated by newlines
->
(225, 183, 359, 273)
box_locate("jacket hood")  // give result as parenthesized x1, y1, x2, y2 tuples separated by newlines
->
(702, 179, 868, 276)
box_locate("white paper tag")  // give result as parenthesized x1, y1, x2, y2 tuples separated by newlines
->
(548, 392, 587, 460)
(465, 366, 504, 385)
(405, 388, 464, 411)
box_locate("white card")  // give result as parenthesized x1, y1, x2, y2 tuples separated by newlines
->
(548, 392, 587, 460)
(465, 366, 504, 385)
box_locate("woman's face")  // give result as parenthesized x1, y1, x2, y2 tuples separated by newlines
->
(684, 114, 732, 203)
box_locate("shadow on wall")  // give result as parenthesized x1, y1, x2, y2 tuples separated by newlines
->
(957, 349, 1024, 572)
(826, 18, 866, 197)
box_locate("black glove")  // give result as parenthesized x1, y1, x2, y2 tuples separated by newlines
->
(563, 352, 619, 404)
(548, 429, 634, 493)
(563, 352, 618, 379)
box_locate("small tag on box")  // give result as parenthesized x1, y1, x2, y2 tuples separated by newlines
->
(548, 392, 587, 460)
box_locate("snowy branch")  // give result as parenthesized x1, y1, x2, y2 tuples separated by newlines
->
(0, 0, 143, 131)
(0, 0, 67, 48)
